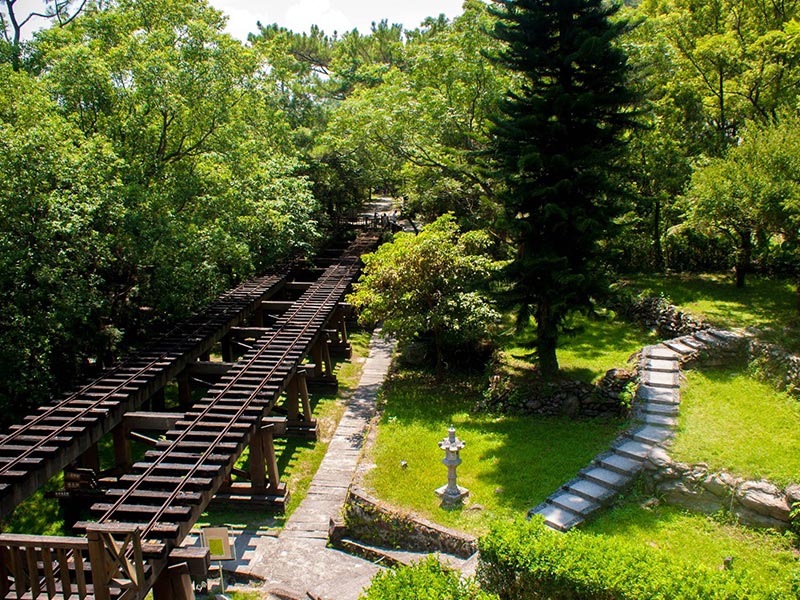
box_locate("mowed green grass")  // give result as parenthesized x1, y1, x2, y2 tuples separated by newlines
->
(671, 366, 800, 486)
(364, 371, 626, 535)
(586, 495, 799, 596)
(632, 273, 800, 351)
(499, 310, 659, 384)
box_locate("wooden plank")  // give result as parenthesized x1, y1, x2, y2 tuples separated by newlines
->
(124, 412, 185, 431)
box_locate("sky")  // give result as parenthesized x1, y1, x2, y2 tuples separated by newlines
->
(206, 0, 467, 39)
(4, 0, 469, 42)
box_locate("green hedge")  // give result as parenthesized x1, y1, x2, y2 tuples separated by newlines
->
(361, 555, 497, 600)
(477, 519, 798, 600)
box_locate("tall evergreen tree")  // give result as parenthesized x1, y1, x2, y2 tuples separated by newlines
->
(489, 0, 638, 377)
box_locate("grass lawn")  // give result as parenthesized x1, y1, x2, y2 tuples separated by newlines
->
(364, 370, 626, 536)
(586, 493, 799, 596)
(631, 273, 800, 351)
(499, 310, 660, 384)
(671, 366, 800, 486)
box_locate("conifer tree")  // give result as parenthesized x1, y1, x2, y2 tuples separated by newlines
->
(489, 0, 637, 377)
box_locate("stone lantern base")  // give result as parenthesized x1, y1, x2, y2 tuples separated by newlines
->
(436, 485, 469, 507)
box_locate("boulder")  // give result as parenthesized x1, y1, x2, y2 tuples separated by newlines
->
(735, 480, 791, 521)
(702, 472, 740, 498)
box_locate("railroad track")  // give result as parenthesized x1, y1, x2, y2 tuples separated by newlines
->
(0, 267, 292, 519)
(91, 234, 379, 553)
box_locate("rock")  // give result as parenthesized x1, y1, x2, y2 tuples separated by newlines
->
(658, 480, 723, 515)
(785, 484, 800, 505)
(702, 472, 740, 498)
(735, 480, 791, 521)
(465, 504, 485, 512)
(647, 447, 673, 470)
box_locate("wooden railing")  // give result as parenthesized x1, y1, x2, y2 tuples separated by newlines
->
(0, 526, 147, 600)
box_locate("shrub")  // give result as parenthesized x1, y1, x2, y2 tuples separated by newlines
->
(478, 518, 794, 599)
(361, 555, 497, 600)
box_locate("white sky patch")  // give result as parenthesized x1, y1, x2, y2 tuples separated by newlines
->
(3, 0, 469, 43)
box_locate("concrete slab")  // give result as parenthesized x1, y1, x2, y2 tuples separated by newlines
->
(662, 339, 697, 355)
(642, 345, 680, 360)
(632, 425, 673, 445)
(565, 478, 616, 504)
(640, 412, 678, 427)
(613, 439, 653, 460)
(581, 466, 631, 490)
(637, 384, 679, 405)
(532, 503, 584, 532)
(599, 452, 643, 475)
(642, 358, 680, 373)
(548, 491, 599, 517)
(642, 401, 679, 416)
(642, 369, 680, 388)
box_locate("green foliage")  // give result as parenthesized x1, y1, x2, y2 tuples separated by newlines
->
(349, 214, 501, 377)
(587, 494, 800, 596)
(0, 0, 321, 421)
(488, 0, 639, 377)
(478, 518, 795, 599)
(362, 556, 497, 600)
(672, 366, 800, 486)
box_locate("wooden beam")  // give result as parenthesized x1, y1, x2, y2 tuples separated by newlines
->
(185, 361, 235, 377)
(124, 412, 185, 431)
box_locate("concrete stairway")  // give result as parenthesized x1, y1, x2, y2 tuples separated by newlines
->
(529, 328, 744, 532)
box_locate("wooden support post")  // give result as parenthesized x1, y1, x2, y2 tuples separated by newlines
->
(79, 442, 100, 473)
(86, 530, 111, 600)
(285, 376, 300, 422)
(338, 314, 349, 345)
(263, 426, 280, 491)
(249, 426, 267, 494)
(113, 423, 132, 472)
(321, 340, 333, 377)
(150, 388, 166, 411)
(311, 343, 324, 378)
(221, 334, 233, 362)
(200, 351, 211, 362)
(178, 373, 192, 409)
(298, 371, 312, 422)
(153, 562, 195, 600)
(254, 307, 264, 328)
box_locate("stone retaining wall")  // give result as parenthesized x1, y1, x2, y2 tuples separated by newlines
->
(614, 293, 708, 338)
(642, 446, 800, 531)
(330, 487, 477, 558)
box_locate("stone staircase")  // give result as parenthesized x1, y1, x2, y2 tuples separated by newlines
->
(529, 328, 744, 532)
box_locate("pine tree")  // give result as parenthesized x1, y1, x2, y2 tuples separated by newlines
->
(489, 0, 638, 377)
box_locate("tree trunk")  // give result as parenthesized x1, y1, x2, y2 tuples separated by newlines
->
(653, 196, 664, 272)
(536, 302, 559, 379)
(734, 228, 752, 289)
(434, 328, 445, 382)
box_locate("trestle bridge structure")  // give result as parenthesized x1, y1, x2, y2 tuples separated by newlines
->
(0, 232, 379, 600)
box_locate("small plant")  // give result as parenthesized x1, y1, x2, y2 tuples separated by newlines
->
(361, 555, 496, 600)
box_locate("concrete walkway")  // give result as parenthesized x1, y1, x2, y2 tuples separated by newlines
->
(232, 329, 395, 599)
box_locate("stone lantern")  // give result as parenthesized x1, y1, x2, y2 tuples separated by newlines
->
(436, 426, 469, 507)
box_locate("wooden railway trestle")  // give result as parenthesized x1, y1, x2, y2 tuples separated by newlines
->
(0, 233, 378, 600)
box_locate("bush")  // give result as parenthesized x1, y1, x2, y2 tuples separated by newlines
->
(478, 518, 795, 599)
(361, 556, 497, 600)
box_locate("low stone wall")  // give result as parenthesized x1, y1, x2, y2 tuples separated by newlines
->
(613, 293, 708, 339)
(748, 339, 800, 396)
(643, 447, 800, 531)
(480, 366, 636, 418)
(330, 486, 477, 558)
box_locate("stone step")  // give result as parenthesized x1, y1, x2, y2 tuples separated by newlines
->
(639, 412, 678, 427)
(641, 357, 680, 373)
(642, 401, 679, 416)
(563, 477, 617, 504)
(641, 369, 680, 389)
(530, 502, 584, 532)
(642, 345, 680, 360)
(598, 452, 644, 476)
(580, 466, 632, 491)
(547, 491, 600, 518)
(678, 335, 707, 350)
(707, 328, 745, 344)
(631, 424, 673, 445)
(637, 385, 679, 405)
(613, 439, 653, 461)
(662, 339, 697, 355)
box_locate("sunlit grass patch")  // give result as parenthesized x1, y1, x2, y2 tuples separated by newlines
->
(631, 273, 800, 351)
(364, 370, 625, 535)
(586, 493, 799, 595)
(672, 366, 800, 486)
